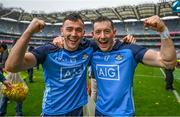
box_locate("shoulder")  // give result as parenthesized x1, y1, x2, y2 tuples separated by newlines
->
(34, 42, 61, 53)
(30, 43, 63, 64)
(31, 43, 61, 59)
(118, 41, 148, 53)
(114, 40, 148, 61)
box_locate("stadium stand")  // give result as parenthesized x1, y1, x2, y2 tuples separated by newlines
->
(0, 1, 179, 49)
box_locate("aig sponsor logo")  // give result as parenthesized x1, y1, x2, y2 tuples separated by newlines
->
(96, 64, 120, 80)
(60, 64, 84, 80)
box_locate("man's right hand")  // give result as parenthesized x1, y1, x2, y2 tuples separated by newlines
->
(26, 18, 45, 35)
(53, 36, 64, 48)
(3, 80, 12, 90)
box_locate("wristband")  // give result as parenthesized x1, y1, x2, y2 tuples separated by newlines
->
(160, 27, 170, 40)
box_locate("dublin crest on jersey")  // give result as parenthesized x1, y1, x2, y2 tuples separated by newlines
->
(115, 55, 124, 61)
(82, 53, 88, 60)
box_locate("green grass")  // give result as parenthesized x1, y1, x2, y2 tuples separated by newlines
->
(5, 68, 44, 116)
(4, 64, 180, 116)
(134, 64, 180, 116)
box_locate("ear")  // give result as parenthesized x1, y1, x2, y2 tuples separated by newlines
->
(113, 28, 116, 37)
(91, 31, 94, 38)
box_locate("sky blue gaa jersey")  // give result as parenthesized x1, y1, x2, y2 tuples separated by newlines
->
(31, 42, 93, 115)
(91, 40, 148, 116)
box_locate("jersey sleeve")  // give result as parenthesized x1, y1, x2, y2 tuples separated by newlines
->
(31, 43, 59, 65)
(115, 40, 148, 63)
(126, 44, 148, 63)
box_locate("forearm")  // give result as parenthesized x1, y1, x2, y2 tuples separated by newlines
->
(160, 38, 176, 69)
(6, 18, 44, 72)
(5, 30, 32, 72)
(143, 16, 177, 69)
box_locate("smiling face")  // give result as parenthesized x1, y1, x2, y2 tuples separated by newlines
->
(92, 20, 116, 52)
(61, 19, 85, 51)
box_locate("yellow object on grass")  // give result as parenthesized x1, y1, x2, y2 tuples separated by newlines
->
(1, 83, 28, 102)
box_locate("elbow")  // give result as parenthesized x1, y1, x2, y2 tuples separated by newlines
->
(162, 53, 177, 69)
(163, 59, 177, 69)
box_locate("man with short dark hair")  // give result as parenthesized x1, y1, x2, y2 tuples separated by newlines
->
(90, 16, 176, 116)
(5, 13, 92, 116)
(51, 15, 176, 116)
(5, 13, 139, 116)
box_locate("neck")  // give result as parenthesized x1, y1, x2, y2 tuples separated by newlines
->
(64, 45, 78, 52)
(107, 39, 116, 52)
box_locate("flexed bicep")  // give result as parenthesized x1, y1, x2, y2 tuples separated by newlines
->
(23, 52, 37, 70)
(142, 49, 164, 68)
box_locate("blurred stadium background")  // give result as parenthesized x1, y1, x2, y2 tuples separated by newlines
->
(0, 0, 180, 116)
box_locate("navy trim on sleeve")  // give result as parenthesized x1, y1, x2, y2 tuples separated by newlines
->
(31, 43, 61, 65)
(116, 40, 148, 63)
(95, 40, 148, 63)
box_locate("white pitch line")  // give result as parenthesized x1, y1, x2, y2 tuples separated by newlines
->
(173, 90, 180, 103)
(135, 74, 163, 78)
(135, 74, 180, 80)
(160, 68, 180, 104)
(160, 68, 166, 77)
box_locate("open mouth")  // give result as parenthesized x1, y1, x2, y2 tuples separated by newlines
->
(68, 37, 78, 43)
(99, 41, 108, 45)
(69, 39, 77, 43)
(98, 38, 109, 44)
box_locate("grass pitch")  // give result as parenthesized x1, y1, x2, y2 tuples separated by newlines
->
(4, 64, 180, 116)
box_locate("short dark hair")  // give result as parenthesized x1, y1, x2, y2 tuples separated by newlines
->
(63, 13, 84, 25)
(0, 42, 7, 50)
(92, 16, 114, 29)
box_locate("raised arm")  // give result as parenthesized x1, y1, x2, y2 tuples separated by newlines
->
(5, 18, 45, 72)
(142, 15, 176, 69)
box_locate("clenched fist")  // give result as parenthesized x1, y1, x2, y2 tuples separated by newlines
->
(144, 15, 166, 32)
(26, 18, 45, 34)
